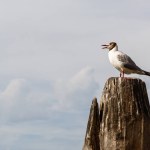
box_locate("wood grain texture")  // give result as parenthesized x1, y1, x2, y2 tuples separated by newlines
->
(83, 77, 150, 150)
(100, 77, 150, 150)
(82, 98, 100, 150)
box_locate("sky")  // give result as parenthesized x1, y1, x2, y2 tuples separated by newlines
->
(0, 0, 150, 149)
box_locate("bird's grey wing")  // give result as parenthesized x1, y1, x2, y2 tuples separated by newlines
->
(117, 53, 142, 71)
(123, 63, 142, 71)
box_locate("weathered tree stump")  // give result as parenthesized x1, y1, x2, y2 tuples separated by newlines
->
(100, 77, 150, 150)
(83, 77, 150, 150)
(82, 98, 100, 150)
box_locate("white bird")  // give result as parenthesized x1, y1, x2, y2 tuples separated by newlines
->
(102, 42, 150, 77)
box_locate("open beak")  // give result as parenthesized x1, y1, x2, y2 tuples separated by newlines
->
(101, 44, 109, 49)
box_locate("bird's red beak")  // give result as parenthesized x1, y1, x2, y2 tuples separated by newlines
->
(101, 44, 109, 49)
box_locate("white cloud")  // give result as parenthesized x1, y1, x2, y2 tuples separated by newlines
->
(53, 66, 99, 111)
(0, 66, 99, 149)
(0, 66, 99, 122)
(1, 79, 27, 98)
(0, 78, 51, 123)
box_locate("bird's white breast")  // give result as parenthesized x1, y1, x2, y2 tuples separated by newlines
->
(108, 49, 123, 71)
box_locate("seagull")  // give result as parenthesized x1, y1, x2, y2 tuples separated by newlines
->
(102, 42, 150, 77)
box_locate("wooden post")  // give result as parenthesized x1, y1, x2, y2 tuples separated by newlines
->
(83, 77, 150, 150)
(82, 98, 100, 150)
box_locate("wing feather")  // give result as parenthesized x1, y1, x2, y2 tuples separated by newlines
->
(117, 52, 142, 71)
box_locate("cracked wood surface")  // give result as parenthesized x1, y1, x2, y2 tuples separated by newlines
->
(83, 77, 150, 150)
(82, 98, 100, 150)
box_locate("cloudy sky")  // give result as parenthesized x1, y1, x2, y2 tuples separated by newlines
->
(0, 0, 150, 149)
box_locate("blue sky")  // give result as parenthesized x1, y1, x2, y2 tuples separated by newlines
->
(0, 0, 150, 149)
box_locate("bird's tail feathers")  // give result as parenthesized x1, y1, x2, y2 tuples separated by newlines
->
(142, 70, 150, 76)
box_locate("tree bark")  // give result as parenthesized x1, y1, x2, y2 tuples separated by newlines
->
(83, 77, 150, 150)
(100, 77, 150, 150)
(82, 98, 100, 150)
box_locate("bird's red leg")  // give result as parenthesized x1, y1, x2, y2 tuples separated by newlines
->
(120, 72, 122, 77)
(123, 71, 124, 77)
(120, 68, 124, 78)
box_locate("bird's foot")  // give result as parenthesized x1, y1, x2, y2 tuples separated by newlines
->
(120, 69, 125, 78)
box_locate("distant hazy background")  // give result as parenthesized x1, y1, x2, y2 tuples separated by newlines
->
(0, 0, 150, 149)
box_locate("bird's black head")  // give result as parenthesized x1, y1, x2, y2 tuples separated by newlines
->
(102, 42, 117, 50)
